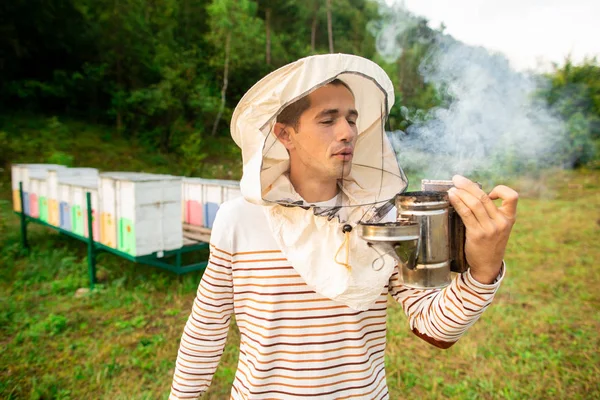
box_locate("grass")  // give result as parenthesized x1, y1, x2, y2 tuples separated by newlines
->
(1, 116, 599, 399)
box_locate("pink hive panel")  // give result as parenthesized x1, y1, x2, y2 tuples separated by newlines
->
(187, 200, 203, 226)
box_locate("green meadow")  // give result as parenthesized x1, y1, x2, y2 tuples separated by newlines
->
(0, 118, 599, 399)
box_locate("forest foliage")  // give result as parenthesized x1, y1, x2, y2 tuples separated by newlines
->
(1, 0, 598, 171)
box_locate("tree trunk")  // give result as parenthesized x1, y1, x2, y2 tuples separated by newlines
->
(265, 7, 272, 65)
(184, 0, 190, 45)
(116, 56, 123, 132)
(311, 8, 318, 53)
(326, 0, 334, 53)
(212, 33, 231, 137)
(114, 0, 123, 132)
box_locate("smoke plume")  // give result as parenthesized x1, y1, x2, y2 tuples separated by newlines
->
(371, 2, 569, 183)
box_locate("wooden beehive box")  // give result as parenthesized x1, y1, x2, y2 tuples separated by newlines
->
(28, 174, 44, 219)
(100, 172, 182, 256)
(182, 177, 212, 227)
(181, 178, 242, 229)
(69, 178, 100, 238)
(203, 179, 242, 228)
(48, 168, 98, 227)
(220, 179, 242, 203)
(11, 164, 65, 214)
(58, 178, 78, 231)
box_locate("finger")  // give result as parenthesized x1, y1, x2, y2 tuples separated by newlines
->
(447, 188, 482, 231)
(449, 188, 496, 232)
(488, 185, 519, 219)
(452, 175, 499, 220)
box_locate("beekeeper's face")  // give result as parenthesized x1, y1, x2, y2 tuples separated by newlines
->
(275, 82, 358, 181)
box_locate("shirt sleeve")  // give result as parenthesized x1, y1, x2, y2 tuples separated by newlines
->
(388, 262, 506, 349)
(169, 210, 235, 399)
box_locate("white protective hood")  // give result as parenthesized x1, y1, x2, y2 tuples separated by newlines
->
(230, 54, 408, 310)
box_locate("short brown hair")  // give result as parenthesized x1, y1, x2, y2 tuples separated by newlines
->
(276, 79, 353, 130)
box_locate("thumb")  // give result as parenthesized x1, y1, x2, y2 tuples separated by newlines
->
(488, 185, 519, 219)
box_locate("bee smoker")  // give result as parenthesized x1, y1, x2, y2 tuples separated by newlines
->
(358, 179, 477, 289)
(421, 179, 474, 276)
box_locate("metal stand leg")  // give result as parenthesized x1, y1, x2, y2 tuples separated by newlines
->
(85, 192, 97, 290)
(19, 182, 29, 253)
(176, 251, 182, 268)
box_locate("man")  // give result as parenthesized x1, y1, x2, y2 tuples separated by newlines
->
(169, 54, 518, 399)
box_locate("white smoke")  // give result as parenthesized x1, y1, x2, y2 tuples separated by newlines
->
(373, 2, 568, 181)
(367, 1, 419, 63)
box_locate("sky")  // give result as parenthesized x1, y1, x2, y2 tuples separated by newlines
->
(389, 0, 599, 71)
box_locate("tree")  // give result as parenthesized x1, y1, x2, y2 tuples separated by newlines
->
(544, 57, 600, 166)
(327, 0, 334, 53)
(310, 1, 320, 53)
(206, 0, 265, 136)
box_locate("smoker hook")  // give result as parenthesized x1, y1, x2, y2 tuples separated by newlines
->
(367, 242, 394, 271)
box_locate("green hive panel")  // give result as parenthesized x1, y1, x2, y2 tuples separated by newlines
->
(39, 197, 49, 222)
(71, 205, 84, 236)
(118, 218, 136, 256)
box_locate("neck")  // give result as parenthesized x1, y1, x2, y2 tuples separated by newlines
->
(289, 164, 338, 203)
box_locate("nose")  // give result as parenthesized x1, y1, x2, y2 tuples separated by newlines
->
(337, 119, 357, 143)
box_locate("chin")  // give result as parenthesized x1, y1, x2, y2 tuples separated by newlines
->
(332, 163, 353, 178)
(343, 164, 353, 177)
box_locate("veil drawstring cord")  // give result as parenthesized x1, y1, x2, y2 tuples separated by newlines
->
(335, 225, 353, 271)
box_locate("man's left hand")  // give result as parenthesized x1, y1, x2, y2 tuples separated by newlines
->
(447, 175, 519, 284)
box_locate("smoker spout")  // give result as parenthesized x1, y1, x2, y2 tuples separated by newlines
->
(358, 222, 420, 270)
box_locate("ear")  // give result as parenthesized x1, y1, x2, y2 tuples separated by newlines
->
(274, 122, 295, 151)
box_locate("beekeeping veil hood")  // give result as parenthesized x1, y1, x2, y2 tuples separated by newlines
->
(231, 54, 408, 310)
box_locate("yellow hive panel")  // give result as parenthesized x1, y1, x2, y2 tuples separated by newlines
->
(13, 190, 21, 212)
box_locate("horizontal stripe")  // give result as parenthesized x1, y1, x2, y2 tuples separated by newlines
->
(234, 302, 348, 315)
(235, 306, 386, 323)
(241, 336, 386, 357)
(241, 327, 386, 348)
(240, 321, 385, 339)
(209, 244, 232, 257)
(210, 253, 232, 264)
(234, 274, 301, 280)
(234, 266, 294, 271)
(239, 348, 385, 373)
(236, 313, 385, 331)
(233, 295, 336, 305)
(234, 289, 316, 296)
(235, 358, 385, 389)
(238, 355, 384, 380)
(233, 249, 282, 256)
(232, 257, 289, 264)
(235, 364, 386, 397)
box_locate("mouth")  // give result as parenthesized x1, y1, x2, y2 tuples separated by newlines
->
(333, 148, 354, 161)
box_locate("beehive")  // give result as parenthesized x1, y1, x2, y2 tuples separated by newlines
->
(182, 178, 212, 227)
(69, 178, 100, 238)
(48, 168, 98, 227)
(204, 179, 241, 228)
(11, 164, 65, 214)
(99, 172, 182, 256)
(28, 175, 43, 219)
(220, 179, 242, 203)
(58, 178, 77, 231)
(83, 185, 100, 241)
(182, 178, 242, 228)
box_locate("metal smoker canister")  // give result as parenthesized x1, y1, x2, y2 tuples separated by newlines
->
(421, 179, 481, 274)
(395, 192, 452, 289)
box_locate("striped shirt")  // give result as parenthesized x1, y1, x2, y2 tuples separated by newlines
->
(169, 198, 504, 399)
